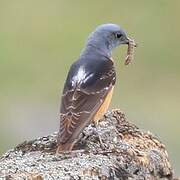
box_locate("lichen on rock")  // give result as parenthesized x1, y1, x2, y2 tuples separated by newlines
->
(0, 109, 175, 179)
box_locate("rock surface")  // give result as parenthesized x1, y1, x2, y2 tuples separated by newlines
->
(0, 109, 176, 180)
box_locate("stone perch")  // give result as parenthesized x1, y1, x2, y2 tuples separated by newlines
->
(0, 109, 178, 179)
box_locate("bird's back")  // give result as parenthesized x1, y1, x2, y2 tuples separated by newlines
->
(57, 54, 116, 151)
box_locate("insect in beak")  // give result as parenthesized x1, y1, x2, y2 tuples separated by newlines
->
(124, 37, 137, 65)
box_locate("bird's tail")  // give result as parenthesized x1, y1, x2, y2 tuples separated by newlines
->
(56, 142, 75, 153)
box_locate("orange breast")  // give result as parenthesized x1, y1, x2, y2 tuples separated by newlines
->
(93, 86, 114, 124)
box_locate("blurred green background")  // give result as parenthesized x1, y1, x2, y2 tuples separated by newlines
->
(0, 0, 179, 175)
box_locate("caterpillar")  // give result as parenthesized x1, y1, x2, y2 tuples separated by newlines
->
(125, 38, 137, 65)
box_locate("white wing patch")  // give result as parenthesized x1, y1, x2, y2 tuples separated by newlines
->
(71, 67, 93, 87)
(72, 67, 86, 86)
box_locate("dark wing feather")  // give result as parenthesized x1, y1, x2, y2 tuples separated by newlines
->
(57, 56, 116, 145)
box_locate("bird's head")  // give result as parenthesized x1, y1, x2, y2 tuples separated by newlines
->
(95, 24, 129, 48)
(83, 23, 135, 57)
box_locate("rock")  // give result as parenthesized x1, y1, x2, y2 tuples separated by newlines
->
(0, 109, 177, 180)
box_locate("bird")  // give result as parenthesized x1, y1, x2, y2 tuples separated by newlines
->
(57, 23, 135, 152)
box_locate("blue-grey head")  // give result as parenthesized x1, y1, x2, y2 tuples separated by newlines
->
(81, 23, 131, 57)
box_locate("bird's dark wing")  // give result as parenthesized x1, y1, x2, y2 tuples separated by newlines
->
(57, 56, 116, 146)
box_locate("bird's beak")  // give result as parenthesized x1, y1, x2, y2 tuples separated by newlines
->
(122, 37, 130, 45)
(124, 36, 137, 47)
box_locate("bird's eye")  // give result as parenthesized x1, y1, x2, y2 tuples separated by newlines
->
(116, 33, 122, 39)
